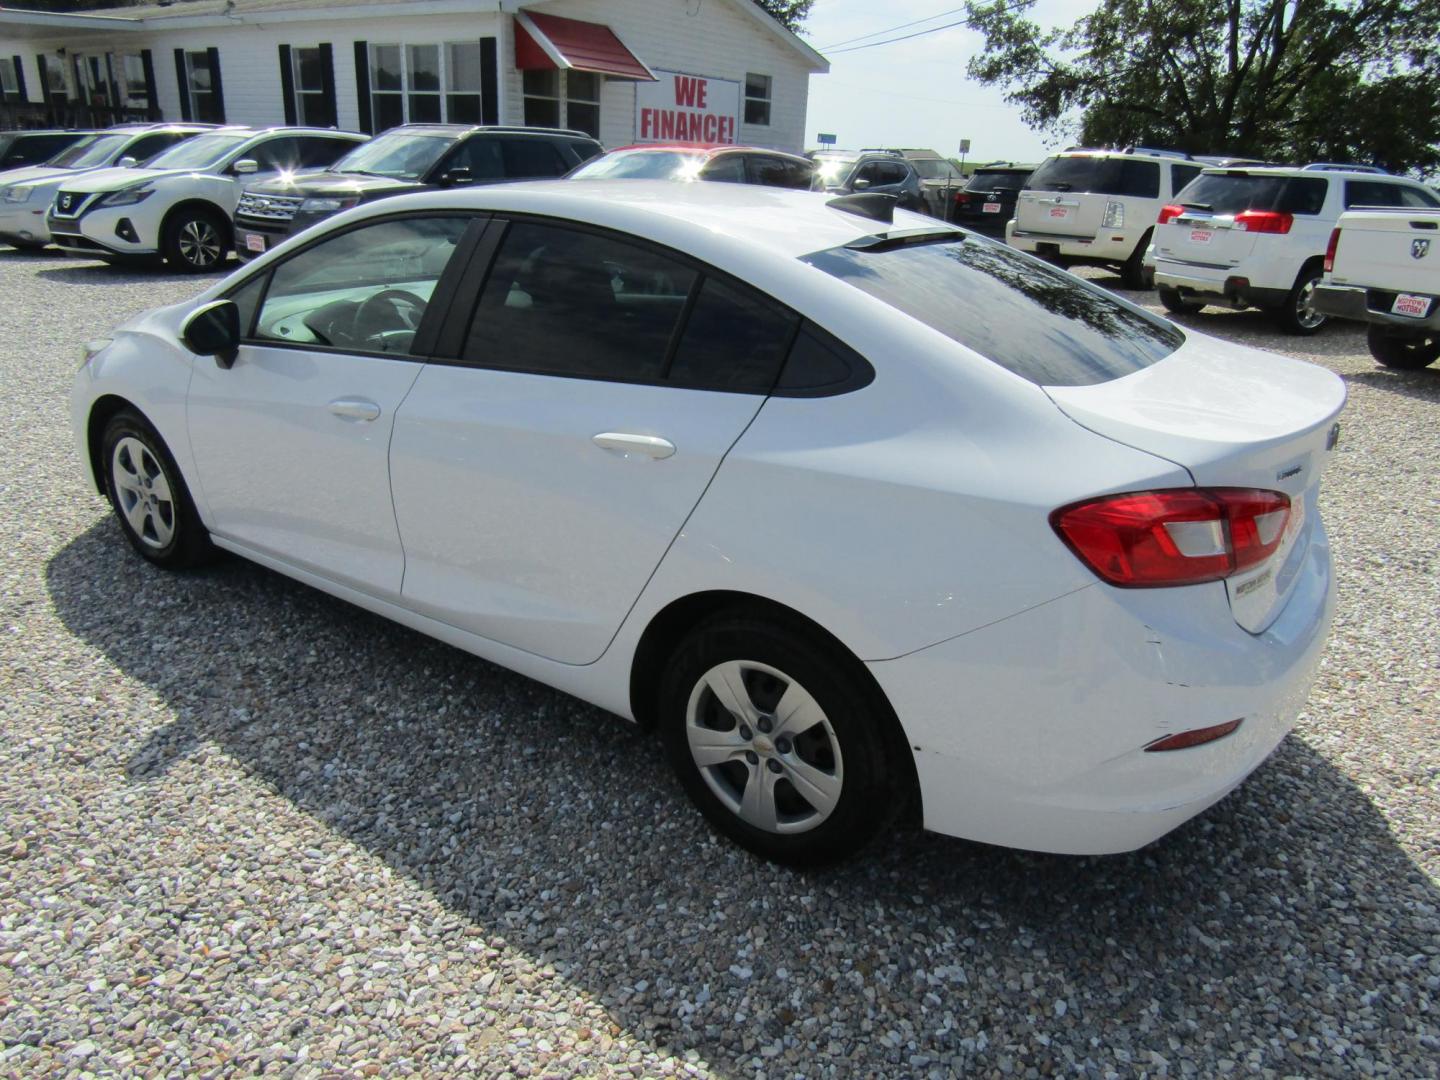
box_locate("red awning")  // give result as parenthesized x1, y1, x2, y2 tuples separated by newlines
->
(513, 9, 657, 82)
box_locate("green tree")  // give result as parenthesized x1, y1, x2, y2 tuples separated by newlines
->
(752, 0, 815, 33)
(964, 0, 1440, 175)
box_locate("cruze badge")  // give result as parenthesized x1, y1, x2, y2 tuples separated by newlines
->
(1414, 239, 1432, 260)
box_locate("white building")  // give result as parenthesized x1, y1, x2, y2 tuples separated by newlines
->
(0, 0, 827, 152)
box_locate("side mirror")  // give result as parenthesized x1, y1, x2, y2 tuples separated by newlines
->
(181, 299, 241, 369)
(117, 155, 139, 168)
(232, 158, 259, 175)
(440, 166, 473, 187)
(851, 177, 872, 191)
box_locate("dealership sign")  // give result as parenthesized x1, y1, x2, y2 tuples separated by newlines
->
(635, 70, 741, 144)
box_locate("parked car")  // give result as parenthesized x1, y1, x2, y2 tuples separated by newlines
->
(812, 150, 924, 213)
(47, 126, 367, 271)
(949, 162, 1034, 236)
(860, 147, 965, 218)
(1312, 207, 1440, 368)
(72, 181, 1344, 865)
(0, 123, 214, 250)
(234, 124, 602, 262)
(568, 144, 815, 189)
(0, 129, 96, 174)
(1152, 164, 1440, 334)
(1008, 147, 1206, 287)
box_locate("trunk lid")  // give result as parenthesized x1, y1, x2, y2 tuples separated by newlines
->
(1154, 209, 1260, 269)
(1330, 209, 1440, 293)
(1045, 332, 1345, 633)
(1016, 188, 1104, 238)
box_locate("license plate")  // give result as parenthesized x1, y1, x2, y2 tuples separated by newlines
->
(1391, 293, 1432, 318)
(243, 232, 266, 253)
(1188, 229, 1213, 244)
(1048, 207, 1070, 220)
(983, 201, 1002, 214)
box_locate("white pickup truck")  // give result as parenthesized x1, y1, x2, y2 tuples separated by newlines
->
(1313, 208, 1440, 369)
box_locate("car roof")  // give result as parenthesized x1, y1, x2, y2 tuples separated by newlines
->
(1197, 165, 1415, 182)
(384, 123, 596, 139)
(207, 125, 366, 138)
(2, 129, 99, 137)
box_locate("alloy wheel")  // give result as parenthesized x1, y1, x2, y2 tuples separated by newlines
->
(1295, 277, 1326, 330)
(177, 219, 223, 268)
(110, 436, 175, 549)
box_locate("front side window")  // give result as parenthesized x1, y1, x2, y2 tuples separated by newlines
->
(49, 134, 127, 169)
(802, 234, 1183, 386)
(522, 70, 600, 138)
(570, 149, 700, 180)
(185, 51, 223, 123)
(700, 154, 747, 183)
(145, 133, 248, 171)
(250, 216, 470, 355)
(370, 42, 481, 128)
(744, 72, 771, 126)
(124, 132, 187, 163)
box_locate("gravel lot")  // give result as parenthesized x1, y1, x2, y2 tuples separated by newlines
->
(1, 247, 1436, 1079)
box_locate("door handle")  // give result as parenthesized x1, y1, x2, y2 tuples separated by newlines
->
(328, 397, 381, 422)
(592, 432, 676, 460)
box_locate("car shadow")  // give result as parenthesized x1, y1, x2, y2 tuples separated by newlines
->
(45, 520, 1439, 1073)
(33, 262, 227, 284)
(1345, 366, 1440, 402)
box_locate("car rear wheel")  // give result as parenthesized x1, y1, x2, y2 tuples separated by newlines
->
(1274, 264, 1328, 336)
(162, 208, 229, 273)
(658, 611, 909, 865)
(1119, 230, 1152, 290)
(1158, 286, 1206, 315)
(101, 410, 214, 569)
(1367, 325, 1440, 369)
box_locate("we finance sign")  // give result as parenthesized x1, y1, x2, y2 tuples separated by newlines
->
(635, 71, 742, 144)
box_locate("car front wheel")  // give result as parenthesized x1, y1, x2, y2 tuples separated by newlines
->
(162, 208, 229, 272)
(101, 409, 214, 568)
(658, 610, 908, 865)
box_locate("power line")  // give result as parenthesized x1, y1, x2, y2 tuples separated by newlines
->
(819, 7, 968, 50)
(820, 0, 1038, 56)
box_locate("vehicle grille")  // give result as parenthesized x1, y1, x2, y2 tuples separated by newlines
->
(236, 192, 303, 222)
(52, 191, 94, 218)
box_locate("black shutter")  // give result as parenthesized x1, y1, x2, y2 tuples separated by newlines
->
(206, 47, 225, 122)
(173, 49, 192, 120)
(140, 49, 158, 117)
(353, 40, 371, 134)
(480, 37, 498, 125)
(317, 43, 337, 128)
(278, 44, 297, 125)
(12, 55, 27, 102)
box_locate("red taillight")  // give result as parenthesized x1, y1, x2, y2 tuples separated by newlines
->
(1157, 204, 1184, 225)
(1324, 227, 1341, 272)
(1145, 719, 1243, 752)
(1051, 488, 1291, 588)
(1235, 209, 1293, 234)
(954, 192, 971, 205)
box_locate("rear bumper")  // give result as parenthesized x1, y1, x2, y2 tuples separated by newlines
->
(870, 526, 1335, 855)
(1154, 261, 1289, 308)
(1007, 225, 1139, 264)
(1313, 283, 1440, 330)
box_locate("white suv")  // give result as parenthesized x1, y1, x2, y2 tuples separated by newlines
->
(46, 126, 366, 271)
(1006, 148, 1204, 287)
(1152, 164, 1440, 334)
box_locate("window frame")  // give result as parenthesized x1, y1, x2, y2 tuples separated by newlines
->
(743, 72, 771, 127)
(369, 41, 482, 127)
(432, 212, 871, 397)
(221, 210, 489, 362)
(184, 50, 223, 123)
(521, 69, 601, 138)
(0, 58, 18, 98)
(290, 45, 329, 127)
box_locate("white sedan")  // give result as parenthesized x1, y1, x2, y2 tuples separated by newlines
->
(71, 181, 1345, 864)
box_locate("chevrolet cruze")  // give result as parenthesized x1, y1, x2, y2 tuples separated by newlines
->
(71, 182, 1345, 863)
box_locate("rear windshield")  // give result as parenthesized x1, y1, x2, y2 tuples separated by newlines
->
(966, 169, 1030, 191)
(1026, 156, 1161, 198)
(1175, 173, 1327, 215)
(802, 235, 1182, 386)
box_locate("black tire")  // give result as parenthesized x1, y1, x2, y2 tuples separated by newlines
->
(1119, 230, 1152, 290)
(658, 609, 910, 865)
(100, 409, 215, 569)
(161, 206, 229, 273)
(1367, 324, 1440, 370)
(1272, 262, 1328, 336)
(1158, 286, 1205, 315)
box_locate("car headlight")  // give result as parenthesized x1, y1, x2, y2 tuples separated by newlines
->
(299, 196, 359, 213)
(99, 186, 154, 208)
(79, 338, 112, 369)
(2, 185, 33, 204)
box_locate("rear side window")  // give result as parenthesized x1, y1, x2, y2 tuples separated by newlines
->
(1170, 163, 1202, 193)
(668, 277, 798, 391)
(1345, 181, 1440, 209)
(746, 155, 810, 189)
(802, 235, 1183, 386)
(499, 138, 566, 177)
(700, 154, 746, 183)
(1176, 173, 1327, 215)
(1026, 156, 1159, 198)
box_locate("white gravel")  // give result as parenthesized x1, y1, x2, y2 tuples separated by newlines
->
(1, 250, 1436, 1077)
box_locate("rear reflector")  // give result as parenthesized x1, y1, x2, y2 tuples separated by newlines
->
(1051, 487, 1291, 587)
(1324, 227, 1341, 273)
(1235, 209, 1294, 234)
(1145, 719, 1242, 752)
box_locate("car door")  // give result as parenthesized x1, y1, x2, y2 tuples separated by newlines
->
(187, 213, 478, 597)
(388, 217, 800, 664)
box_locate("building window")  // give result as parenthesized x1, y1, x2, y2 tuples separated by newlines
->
(744, 72, 771, 126)
(0, 58, 18, 99)
(370, 42, 481, 129)
(185, 51, 222, 122)
(118, 54, 149, 110)
(291, 46, 329, 126)
(522, 70, 599, 138)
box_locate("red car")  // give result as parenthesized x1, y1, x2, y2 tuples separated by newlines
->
(568, 144, 817, 189)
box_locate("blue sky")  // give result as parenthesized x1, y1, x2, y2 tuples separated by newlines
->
(799, 0, 1097, 162)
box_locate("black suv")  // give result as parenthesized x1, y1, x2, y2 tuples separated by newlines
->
(949, 163, 1034, 236)
(233, 124, 603, 260)
(0, 129, 97, 173)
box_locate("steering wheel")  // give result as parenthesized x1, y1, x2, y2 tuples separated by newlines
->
(352, 289, 428, 348)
